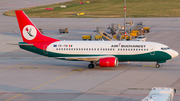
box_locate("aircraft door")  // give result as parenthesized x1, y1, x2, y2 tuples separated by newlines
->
(43, 45, 48, 54)
(150, 45, 155, 55)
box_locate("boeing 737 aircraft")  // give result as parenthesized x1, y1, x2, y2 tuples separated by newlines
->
(15, 10, 178, 69)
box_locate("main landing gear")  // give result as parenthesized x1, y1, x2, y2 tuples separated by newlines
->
(156, 62, 161, 68)
(88, 61, 95, 69)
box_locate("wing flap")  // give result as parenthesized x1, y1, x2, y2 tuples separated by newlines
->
(56, 56, 115, 61)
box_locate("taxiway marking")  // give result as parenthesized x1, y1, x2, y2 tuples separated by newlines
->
(6, 70, 76, 101)
(12, 31, 20, 35)
(18, 67, 40, 69)
(3, 91, 180, 96)
(0, 57, 43, 72)
(141, 65, 156, 67)
(91, 20, 102, 22)
(143, 18, 157, 23)
(72, 69, 85, 71)
(149, 31, 171, 41)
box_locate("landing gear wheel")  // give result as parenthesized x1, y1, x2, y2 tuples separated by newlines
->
(88, 64, 94, 69)
(156, 62, 160, 68)
(156, 64, 160, 68)
(156, 61, 161, 68)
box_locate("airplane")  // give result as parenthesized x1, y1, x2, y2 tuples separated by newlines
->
(15, 10, 179, 69)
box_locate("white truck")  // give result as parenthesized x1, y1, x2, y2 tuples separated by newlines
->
(142, 87, 176, 101)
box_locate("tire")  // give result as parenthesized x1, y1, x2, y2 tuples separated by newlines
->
(156, 64, 160, 68)
(88, 64, 94, 69)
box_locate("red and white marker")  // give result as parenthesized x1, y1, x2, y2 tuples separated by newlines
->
(124, 7, 126, 11)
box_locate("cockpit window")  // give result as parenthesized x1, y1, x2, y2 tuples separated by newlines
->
(161, 47, 170, 50)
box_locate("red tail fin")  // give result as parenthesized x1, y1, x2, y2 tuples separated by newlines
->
(15, 10, 59, 43)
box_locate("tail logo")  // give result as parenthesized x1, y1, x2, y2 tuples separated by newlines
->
(23, 25, 37, 40)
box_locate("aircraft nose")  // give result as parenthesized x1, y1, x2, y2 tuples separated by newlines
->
(170, 50, 179, 59)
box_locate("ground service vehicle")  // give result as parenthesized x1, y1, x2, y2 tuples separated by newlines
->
(143, 27, 150, 32)
(95, 35, 103, 40)
(121, 35, 131, 40)
(136, 35, 147, 41)
(130, 32, 138, 37)
(82, 35, 91, 40)
(59, 28, 68, 33)
(142, 87, 175, 101)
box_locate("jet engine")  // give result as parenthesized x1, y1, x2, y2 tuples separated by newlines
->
(95, 57, 118, 67)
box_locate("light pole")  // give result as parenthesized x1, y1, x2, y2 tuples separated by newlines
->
(124, 0, 126, 40)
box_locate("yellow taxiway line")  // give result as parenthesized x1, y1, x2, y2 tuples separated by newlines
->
(6, 70, 76, 101)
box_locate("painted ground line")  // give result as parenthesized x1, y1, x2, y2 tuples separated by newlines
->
(6, 71, 76, 101)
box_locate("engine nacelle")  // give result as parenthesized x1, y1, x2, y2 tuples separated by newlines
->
(95, 57, 118, 67)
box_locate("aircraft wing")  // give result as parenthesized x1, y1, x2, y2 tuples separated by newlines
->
(56, 56, 116, 61)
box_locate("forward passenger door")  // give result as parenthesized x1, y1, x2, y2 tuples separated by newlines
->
(150, 45, 155, 55)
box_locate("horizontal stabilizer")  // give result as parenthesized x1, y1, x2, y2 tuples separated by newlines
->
(7, 43, 34, 46)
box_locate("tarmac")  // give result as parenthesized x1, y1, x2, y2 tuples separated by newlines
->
(1, 0, 180, 101)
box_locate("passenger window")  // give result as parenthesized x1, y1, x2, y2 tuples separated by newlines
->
(94, 48, 96, 50)
(128, 49, 130, 51)
(97, 48, 99, 51)
(66, 48, 68, 50)
(113, 49, 114, 51)
(71, 48, 73, 50)
(76, 48, 78, 50)
(89, 48, 91, 50)
(57, 48, 58, 50)
(92, 48, 93, 50)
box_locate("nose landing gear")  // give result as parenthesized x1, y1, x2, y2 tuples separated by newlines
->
(156, 62, 161, 68)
